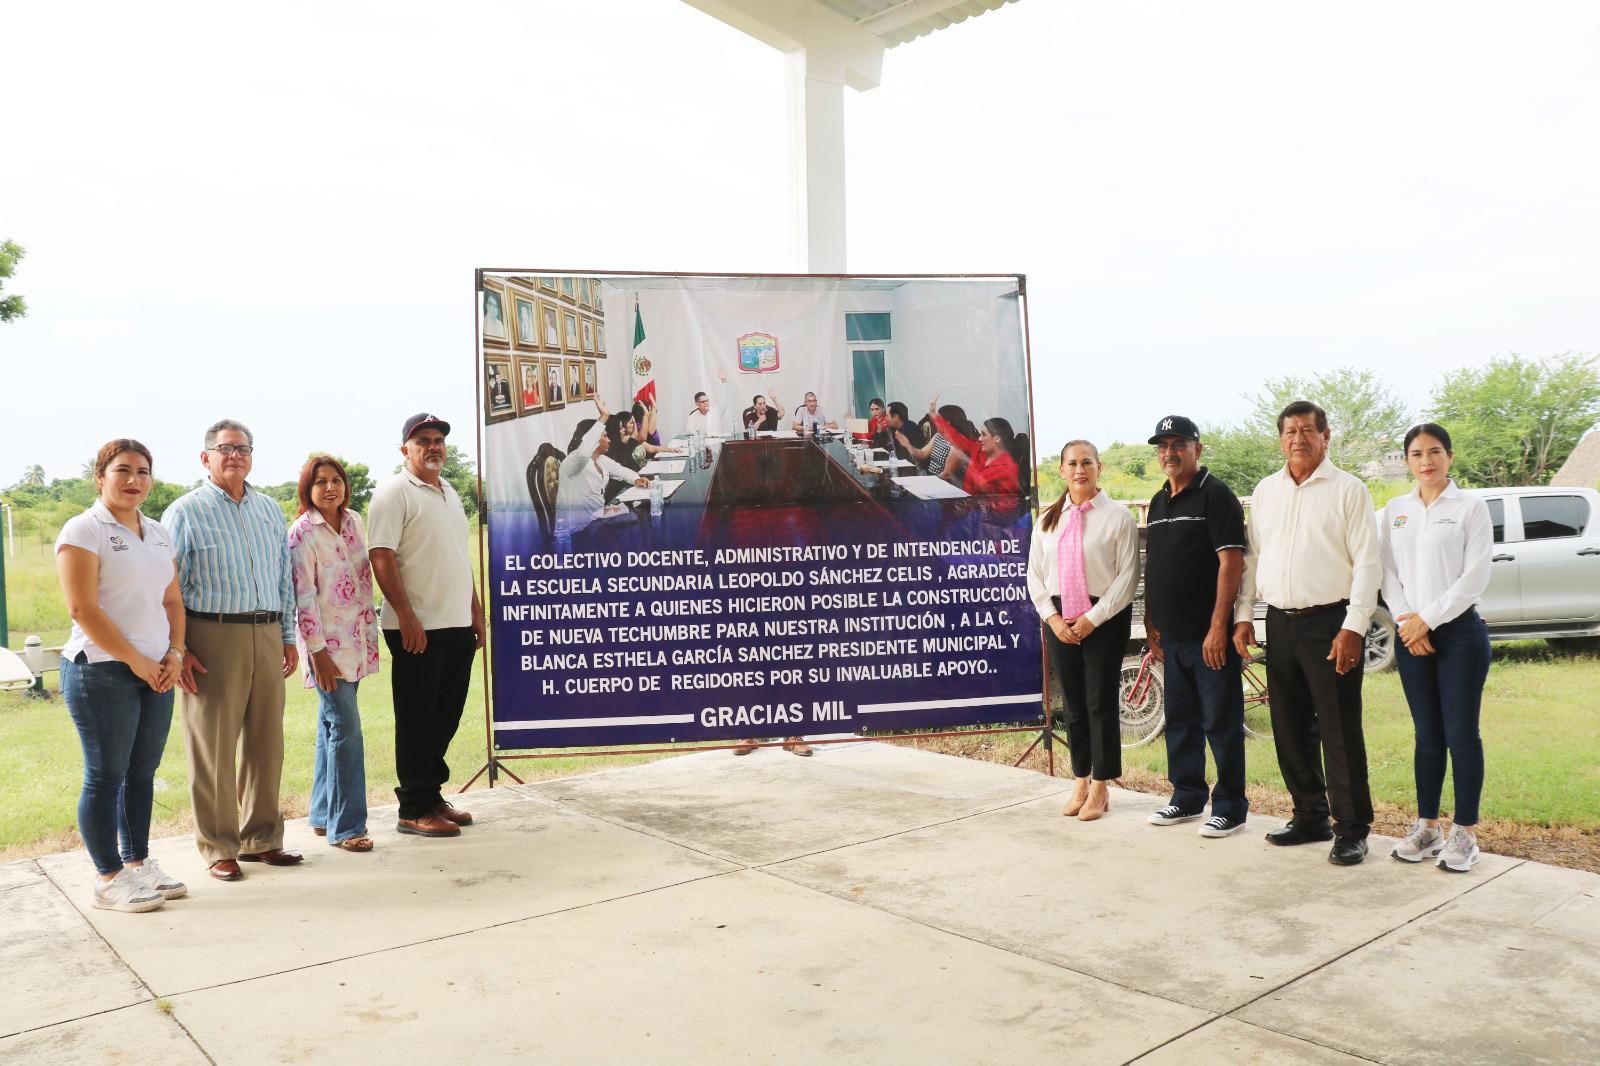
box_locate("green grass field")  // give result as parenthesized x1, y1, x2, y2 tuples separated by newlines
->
(5, 526, 1599, 862)
(1109, 643, 1600, 829)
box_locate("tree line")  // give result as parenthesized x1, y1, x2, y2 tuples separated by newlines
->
(4, 448, 480, 538)
(1037, 353, 1599, 500)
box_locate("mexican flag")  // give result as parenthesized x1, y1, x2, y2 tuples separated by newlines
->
(631, 297, 655, 409)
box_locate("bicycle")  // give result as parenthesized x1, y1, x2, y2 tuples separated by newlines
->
(1118, 643, 1272, 748)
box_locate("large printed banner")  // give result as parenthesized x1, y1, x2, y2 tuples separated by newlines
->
(479, 272, 1041, 749)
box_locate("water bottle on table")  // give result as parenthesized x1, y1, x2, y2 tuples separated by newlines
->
(649, 477, 664, 516)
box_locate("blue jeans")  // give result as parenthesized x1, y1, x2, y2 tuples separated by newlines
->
(60, 655, 175, 875)
(1395, 608, 1490, 825)
(1160, 636, 1248, 822)
(308, 679, 368, 843)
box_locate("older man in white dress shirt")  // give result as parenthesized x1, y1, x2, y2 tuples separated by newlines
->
(1234, 400, 1381, 866)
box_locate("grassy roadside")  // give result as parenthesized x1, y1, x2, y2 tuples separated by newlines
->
(6, 525, 1598, 871)
(898, 640, 1600, 874)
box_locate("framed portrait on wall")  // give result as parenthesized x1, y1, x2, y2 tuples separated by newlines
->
(537, 276, 558, 294)
(485, 358, 515, 423)
(583, 359, 596, 399)
(581, 317, 594, 354)
(514, 355, 544, 416)
(596, 320, 607, 356)
(542, 357, 565, 411)
(512, 293, 540, 352)
(481, 279, 510, 349)
(577, 278, 593, 311)
(559, 275, 576, 302)
(562, 310, 579, 354)
(540, 301, 561, 351)
(592, 283, 604, 312)
(565, 358, 584, 402)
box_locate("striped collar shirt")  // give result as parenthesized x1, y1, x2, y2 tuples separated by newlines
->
(161, 479, 296, 643)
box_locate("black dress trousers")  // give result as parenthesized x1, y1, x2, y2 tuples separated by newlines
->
(1264, 607, 1373, 839)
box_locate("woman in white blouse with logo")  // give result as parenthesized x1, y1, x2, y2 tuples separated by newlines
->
(1027, 440, 1139, 822)
(56, 440, 189, 912)
(1379, 423, 1493, 873)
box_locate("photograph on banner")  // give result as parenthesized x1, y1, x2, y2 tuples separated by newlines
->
(481, 273, 1040, 750)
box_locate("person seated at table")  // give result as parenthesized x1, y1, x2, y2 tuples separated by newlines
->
(557, 398, 647, 543)
(792, 392, 838, 434)
(686, 368, 730, 437)
(607, 410, 674, 467)
(901, 404, 973, 484)
(864, 398, 888, 442)
(631, 400, 663, 447)
(878, 402, 926, 458)
(929, 398, 1028, 508)
(741, 391, 785, 433)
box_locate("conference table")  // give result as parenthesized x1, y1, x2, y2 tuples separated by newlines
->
(571, 432, 1001, 553)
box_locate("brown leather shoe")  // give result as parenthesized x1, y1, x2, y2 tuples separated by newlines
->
(783, 736, 813, 757)
(732, 739, 758, 756)
(313, 827, 327, 837)
(239, 848, 304, 866)
(209, 859, 244, 882)
(397, 813, 461, 837)
(434, 801, 473, 826)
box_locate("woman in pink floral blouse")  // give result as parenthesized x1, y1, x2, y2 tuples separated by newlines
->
(288, 455, 380, 852)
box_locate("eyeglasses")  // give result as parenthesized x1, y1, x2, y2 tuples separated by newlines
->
(409, 436, 447, 448)
(209, 444, 254, 456)
(1154, 441, 1194, 453)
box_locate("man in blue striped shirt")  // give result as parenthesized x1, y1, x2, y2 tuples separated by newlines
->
(163, 419, 301, 883)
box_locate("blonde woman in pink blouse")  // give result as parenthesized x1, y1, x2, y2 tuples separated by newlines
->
(288, 455, 381, 852)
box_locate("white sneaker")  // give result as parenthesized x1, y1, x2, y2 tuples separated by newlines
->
(1437, 825, 1481, 873)
(92, 868, 166, 913)
(130, 858, 187, 900)
(1198, 815, 1246, 837)
(1391, 819, 1445, 863)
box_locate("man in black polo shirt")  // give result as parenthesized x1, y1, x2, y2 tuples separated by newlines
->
(1143, 415, 1249, 837)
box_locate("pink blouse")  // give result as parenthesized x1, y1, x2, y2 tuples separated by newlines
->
(287, 508, 380, 688)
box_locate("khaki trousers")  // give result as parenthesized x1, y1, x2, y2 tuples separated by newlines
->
(180, 618, 286, 863)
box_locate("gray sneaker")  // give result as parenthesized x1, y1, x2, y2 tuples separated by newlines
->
(92, 868, 166, 913)
(1437, 825, 1481, 873)
(130, 858, 187, 900)
(1391, 819, 1444, 863)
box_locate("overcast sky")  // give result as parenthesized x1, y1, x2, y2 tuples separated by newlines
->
(6, 0, 1598, 484)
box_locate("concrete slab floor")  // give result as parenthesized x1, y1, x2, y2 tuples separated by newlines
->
(4, 744, 1594, 1064)
(1237, 861, 1600, 1065)
(0, 1001, 208, 1066)
(768, 786, 1517, 1015)
(1, 876, 147, 1037)
(1135, 1017, 1373, 1064)
(32, 785, 733, 995)
(518, 741, 1068, 866)
(165, 870, 1209, 1065)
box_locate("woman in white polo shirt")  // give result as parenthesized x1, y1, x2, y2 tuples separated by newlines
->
(55, 440, 189, 912)
(1379, 423, 1494, 873)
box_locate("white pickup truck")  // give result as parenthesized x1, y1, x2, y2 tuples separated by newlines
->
(1365, 485, 1600, 670)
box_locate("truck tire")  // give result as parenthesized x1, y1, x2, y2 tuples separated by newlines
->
(1365, 608, 1397, 673)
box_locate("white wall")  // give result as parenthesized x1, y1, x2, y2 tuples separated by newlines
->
(485, 275, 1029, 509)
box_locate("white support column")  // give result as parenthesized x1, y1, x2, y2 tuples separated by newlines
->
(786, 49, 848, 273)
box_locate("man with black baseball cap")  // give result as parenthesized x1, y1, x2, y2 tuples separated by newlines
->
(367, 413, 484, 837)
(1141, 415, 1250, 838)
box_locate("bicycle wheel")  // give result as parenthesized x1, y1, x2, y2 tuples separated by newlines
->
(1119, 655, 1165, 748)
(1241, 650, 1272, 741)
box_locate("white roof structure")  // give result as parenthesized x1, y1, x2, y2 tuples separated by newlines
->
(681, 0, 1021, 271)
